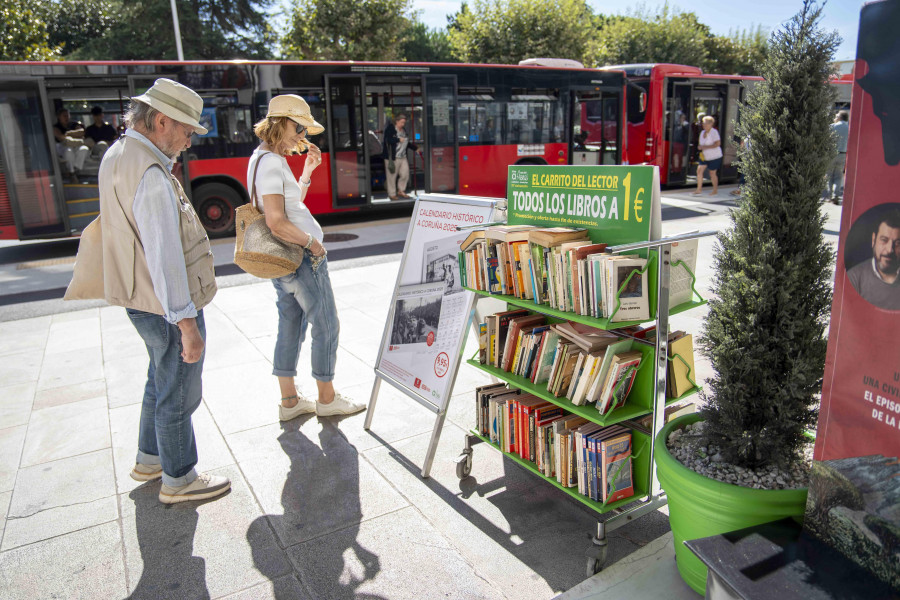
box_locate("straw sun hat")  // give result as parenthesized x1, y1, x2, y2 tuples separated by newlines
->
(266, 95, 325, 135)
(132, 78, 208, 135)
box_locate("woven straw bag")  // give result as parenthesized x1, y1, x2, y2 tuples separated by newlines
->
(234, 151, 303, 279)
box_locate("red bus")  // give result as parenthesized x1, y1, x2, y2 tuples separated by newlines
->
(598, 64, 762, 186)
(0, 60, 627, 240)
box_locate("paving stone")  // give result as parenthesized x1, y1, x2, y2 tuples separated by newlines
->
(0, 521, 127, 600)
(363, 421, 619, 598)
(340, 331, 384, 366)
(0, 327, 49, 356)
(286, 506, 500, 600)
(0, 425, 26, 493)
(100, 322, 147, 362)
(109, 401, 235, 495)
(203, 327, 268, 372)
(105, 354, 150, 408)
(0, 349, 43, 386)
(20, 396, 110, 467)
(44, 315, 102, 354)
(0, 381, 35, 428)
(0, 489, 11, 541)
(37, 345, 103, 391)
(218, 574, 311, 600)
(32, 378, 107, 411)
(120, 464, 292, 600)
(203, 359, 282, 434)
(4, 449, 117, 550)
(223, 306, 280, 340)
(227, 418, 409, 548)
(334, 306, 384, 344)
(335, 380, 437, 453)
(50, 308, 99, 323)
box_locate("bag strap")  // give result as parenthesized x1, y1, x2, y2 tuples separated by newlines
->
(250, 150, 272, 208)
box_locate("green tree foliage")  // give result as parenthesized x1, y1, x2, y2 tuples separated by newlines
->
(703, 27, 769, 75)
(590, 5, 767, 75)
(39, 0, 118, 57)
(0, 0, 61, 60)
(67, 0, 276, 60)
(401, 21, 455, 62)
(446, 0, 595, 64)
(283, 0, 414, 60)
(699, 0, 838, 470)
(590, 6, 709, 68)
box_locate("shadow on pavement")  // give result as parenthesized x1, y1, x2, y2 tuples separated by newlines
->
(248, 417, 383, 600)
(127, 483, 219, 600)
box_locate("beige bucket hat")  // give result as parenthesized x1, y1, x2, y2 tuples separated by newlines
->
(266, 94, 324, 135)
(132, 78, 208, 135)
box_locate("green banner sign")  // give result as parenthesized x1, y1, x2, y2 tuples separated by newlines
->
(507, 165, 660, 245)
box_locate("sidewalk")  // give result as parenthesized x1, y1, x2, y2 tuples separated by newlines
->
(0, 257, 683, 599)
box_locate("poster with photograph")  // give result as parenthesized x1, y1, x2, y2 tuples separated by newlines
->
(805, 1, 900, 590)
(375, 196, 496, 408)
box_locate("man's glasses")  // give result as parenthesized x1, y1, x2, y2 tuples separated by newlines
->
(295, 123, 307, 136)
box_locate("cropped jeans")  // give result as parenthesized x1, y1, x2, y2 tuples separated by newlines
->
(127, 308, 205, 488)
(271, 255, 339, 382)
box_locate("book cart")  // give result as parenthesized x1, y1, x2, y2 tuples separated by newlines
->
(455, 219, 716, 576)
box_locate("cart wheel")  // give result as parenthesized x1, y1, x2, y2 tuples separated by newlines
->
(584, 544, 607, 577)
(455, 453, 472, 479)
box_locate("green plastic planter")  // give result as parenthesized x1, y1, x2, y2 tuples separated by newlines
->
(654, 413, 809, 595)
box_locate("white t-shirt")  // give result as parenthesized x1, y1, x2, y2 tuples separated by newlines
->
(699, 128, 723, 160)
(246, 147, 323, 242)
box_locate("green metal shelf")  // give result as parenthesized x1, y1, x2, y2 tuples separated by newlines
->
(467, 359, 699, 427)
(467, 430, 648, 514)
(464, 287, 706, 331)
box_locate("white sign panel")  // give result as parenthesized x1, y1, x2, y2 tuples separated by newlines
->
(507, 102, 528, 120)
(375, 197, 495, 407)
(432, 99, 450, 127)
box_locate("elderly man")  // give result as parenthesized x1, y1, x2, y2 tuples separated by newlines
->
(66, 78, 229, 504)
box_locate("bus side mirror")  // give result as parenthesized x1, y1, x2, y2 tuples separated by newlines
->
(639, 92, 647, 113)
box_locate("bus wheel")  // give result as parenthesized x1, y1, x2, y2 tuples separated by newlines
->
(194, 183, 240, 238)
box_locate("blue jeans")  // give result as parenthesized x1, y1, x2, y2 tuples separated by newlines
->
(272, 256, 338, 381)
(127, 308, 205, 488)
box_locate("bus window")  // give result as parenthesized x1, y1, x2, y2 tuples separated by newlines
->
(0, 82, 67, 238)
(627, 82, 649, 124)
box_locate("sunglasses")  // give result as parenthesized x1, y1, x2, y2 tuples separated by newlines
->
(294, 123, 307, 136)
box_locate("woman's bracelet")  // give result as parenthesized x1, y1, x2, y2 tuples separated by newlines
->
(299, 177, 312, 187)
(303, 235, 315, 250)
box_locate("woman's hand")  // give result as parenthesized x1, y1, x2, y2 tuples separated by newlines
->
(304, 142, 322, 170)
(309, 235, 326, 257)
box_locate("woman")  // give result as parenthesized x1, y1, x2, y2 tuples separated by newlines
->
(248, 95, 365, 420)
(692, 115, 723, 196)
(382, 113, 417, 200)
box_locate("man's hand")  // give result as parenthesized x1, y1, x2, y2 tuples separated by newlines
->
(177, 317, 204, 363)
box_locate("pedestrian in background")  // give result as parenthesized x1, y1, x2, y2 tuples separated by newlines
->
(382, 113, 416, 200)
(247, 94, 365, 421)
(692, 115, 722, 196)
(66, 78, 229, 504)
(825, 110, 850, 205)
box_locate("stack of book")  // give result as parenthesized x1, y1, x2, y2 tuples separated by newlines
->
(460, 225, 649, 322)
(478, 312, 645, 415)
(473, 384, 635, 504)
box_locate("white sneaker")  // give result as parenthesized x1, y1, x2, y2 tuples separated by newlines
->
(159, 472, 231, 504)
(130, 463, 163, 482)
(316, 393, 366, 417)
(279, 392, 316, 421)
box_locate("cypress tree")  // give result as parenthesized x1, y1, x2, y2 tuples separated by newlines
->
(698, 0, 839, 470)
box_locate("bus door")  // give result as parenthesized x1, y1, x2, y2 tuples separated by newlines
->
(423, 75, 458, 194)
(572, 90, 620, 166)
(689, 84, 726, 178)
(0, 79, 68, 239)
(324, 75, 370, 208)
(666, 82, 692, 184)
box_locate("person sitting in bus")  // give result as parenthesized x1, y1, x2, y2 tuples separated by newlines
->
(382, 113, 417, 200)
(692, 115, 723, 196)
(84, 106, 119, 160)
(53, 108, 90, 183)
